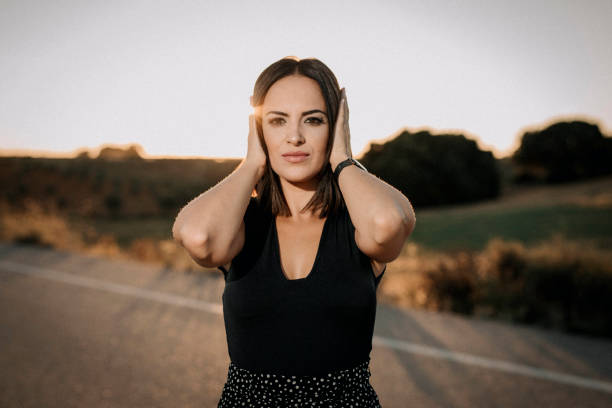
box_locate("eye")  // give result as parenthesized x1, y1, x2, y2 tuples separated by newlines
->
(268, 117, 285, 126)
(306, 117, 325, 125)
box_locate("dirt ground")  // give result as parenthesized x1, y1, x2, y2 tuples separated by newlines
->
(417, 175, 612, 216)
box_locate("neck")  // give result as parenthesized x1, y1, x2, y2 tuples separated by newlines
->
(278, 176, 321, 219)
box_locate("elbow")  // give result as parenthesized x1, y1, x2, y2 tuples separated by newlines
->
(372, 214, 399, 245)
(365, 214, 411, 264)
(404, 212, 416, 238)
(372, 211, 415, 245)
(176, 227, 212, 262)
(172, 221, 183, 243)
(172, 212, 186, 243)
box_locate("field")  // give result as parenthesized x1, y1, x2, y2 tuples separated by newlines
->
(413, 175, 612, 251)
(71, 174, 612, 253)
(1, 157, 611, 338)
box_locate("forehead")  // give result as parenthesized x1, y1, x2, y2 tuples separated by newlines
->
(263, 75, 325, 109)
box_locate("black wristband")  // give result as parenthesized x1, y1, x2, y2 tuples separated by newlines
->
(333, 157, 367, 180)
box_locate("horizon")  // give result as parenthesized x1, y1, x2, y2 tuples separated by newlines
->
(2, 113, 608, 161)
(1, 1, 611, 160)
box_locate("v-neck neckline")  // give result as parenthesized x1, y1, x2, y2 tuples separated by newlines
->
(272, 212, 330, 283)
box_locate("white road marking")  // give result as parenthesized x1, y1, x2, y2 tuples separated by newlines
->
(2, 259, 611, 394)
(0, 260, 223, 315)
(372, 337, 612, 394)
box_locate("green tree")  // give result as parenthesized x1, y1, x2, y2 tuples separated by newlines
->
(512, 120, 612, 183)
(360, 130, 500, 207)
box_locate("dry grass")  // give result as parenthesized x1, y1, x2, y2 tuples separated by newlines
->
(378, 234, 612, 336)
(2, 196, 611, 336)
(379, 235, 612, 308)
(0, 198, 86, 251)
(0, 199, 202, 272)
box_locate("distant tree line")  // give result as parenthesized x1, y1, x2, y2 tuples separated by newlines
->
(511, 121, 612, 183)
(358, 120, 612, 208)
(359, 130, 500, 208)
(3, 120, 609, 215)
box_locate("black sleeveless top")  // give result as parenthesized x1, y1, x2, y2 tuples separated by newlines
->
(218, 196, 386, 376)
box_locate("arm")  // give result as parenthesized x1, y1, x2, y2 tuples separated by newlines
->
(172, 160, 262, 267)
(172, 114, 267, 268)
(330, 88, 416, 264)
(333, 162, 415, 263)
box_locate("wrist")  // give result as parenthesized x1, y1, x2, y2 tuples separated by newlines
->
(332, 157, 368, 181)
(330, 154, 351, 172)
(241, 159, 266, 180)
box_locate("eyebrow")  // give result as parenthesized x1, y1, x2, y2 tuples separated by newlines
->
(265, 109, 326, 117)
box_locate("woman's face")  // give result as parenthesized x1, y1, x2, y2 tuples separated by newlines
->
(261, 74, 329, 186)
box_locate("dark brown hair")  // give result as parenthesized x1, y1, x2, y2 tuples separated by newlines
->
(252, 56, 345, 218)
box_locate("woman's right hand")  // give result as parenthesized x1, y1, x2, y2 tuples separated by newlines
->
(245, 105, 267, 177)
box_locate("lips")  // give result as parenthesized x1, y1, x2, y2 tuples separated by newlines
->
(282, 152, 309, 163)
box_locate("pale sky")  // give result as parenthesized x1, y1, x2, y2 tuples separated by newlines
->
(1, 0, 610, 159)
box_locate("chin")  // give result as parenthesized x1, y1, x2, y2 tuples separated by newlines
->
(274, 165, 321, 184)
(281, 171, 316, 183)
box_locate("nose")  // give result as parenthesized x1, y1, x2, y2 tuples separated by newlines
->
(286, 124, 305, 145)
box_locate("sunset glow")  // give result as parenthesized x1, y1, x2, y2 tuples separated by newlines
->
(1, 0, 610, 160)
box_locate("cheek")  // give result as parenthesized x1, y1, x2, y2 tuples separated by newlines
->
(262, 130, 277, 151)
(314, 128, 330, 152)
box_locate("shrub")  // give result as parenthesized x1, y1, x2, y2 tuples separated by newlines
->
(512, 120, 612, 183)
(378, 236, 612, 338)
(360, 130, 500, 207)
(104, 193, 123, 217)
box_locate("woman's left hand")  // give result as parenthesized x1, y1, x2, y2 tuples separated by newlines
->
(330, 87, 353, 171)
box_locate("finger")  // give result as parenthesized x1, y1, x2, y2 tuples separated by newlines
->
(253, 104, 262, 118)
(341, 91, 350, 136)
(337, 89, 345, 117)
(344, 100, 348, 123)
(335, 99, 345, 133)
(342, 88, 349, 120)
(250, 113, 261, 138)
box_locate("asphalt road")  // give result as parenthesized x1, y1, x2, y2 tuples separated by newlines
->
(1, 243, 611, 408)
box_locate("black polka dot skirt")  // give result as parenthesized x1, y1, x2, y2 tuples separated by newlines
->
(217, 358, 382, 407)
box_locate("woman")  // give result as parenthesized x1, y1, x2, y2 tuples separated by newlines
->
(172, 56, 416, 407)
